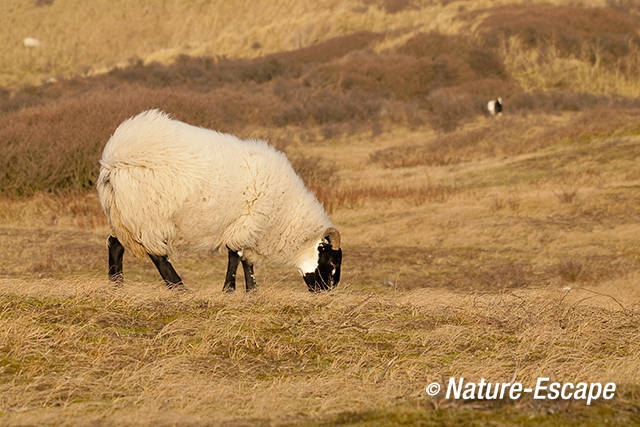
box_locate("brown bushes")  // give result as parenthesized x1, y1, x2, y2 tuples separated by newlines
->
(477, 4, 640, 66)
(399, 32, 507, 80)
(0, 86, 291, 196)
(0, 30, 501, 197)
(3, 30, 510, 117)
(2, 15, 640, 197)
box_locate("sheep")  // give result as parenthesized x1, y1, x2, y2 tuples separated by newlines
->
(23, 37, 41, 48)
(96, 109, 342, 292)
(487, 97, 503, 117)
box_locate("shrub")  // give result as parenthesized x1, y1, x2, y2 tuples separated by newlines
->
(476, 4, 640, 66)
(3, 22, 640, 197)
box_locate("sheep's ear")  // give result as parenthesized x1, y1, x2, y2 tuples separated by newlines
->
(323, 227, 341, 250)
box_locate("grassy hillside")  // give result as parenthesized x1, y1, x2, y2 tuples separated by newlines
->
(0, 0, 470, 89)
(2, 0, 639, 93)
(2, 0, 640, 424)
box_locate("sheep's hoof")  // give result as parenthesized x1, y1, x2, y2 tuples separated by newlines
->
(109, 273, 124, 283)
(167, 282, 187, 292)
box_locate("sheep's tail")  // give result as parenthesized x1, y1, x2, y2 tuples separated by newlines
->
(97, 165, 148, 258)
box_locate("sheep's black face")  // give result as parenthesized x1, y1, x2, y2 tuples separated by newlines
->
(304, 243, 342, 292)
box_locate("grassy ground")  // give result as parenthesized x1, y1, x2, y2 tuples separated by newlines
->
(0, 279, 638, 425)
(2, 0, 640, 425)
(3, 116, 640, 424)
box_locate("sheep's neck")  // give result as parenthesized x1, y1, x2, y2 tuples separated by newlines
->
(295, 239, 321, 275)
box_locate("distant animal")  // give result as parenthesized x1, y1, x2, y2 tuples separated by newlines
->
(23, 37, 41, 48)
(487, 97, 503, 116)
(97, 110, 342, 292)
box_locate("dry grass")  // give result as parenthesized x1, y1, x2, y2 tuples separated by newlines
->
(0, 279, 638, 425)
(500, 37, 640, 97)
(3, 123, 640, 423)
(473, 3, 640, 96)
(3, 35, 639, 198)
(0, 28, 504, 196)
(0, 0, 488, 89)
(370, 109, 640, 170)
(5, 0, 638, 93)
(3, 0, 640, 424)
(4, 2, 640, 199)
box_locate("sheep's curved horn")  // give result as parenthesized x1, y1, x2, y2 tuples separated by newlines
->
(323, 227, 341, 250)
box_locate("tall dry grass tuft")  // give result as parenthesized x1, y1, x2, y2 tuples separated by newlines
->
(472, 4, 640, 96)
(476, 4, 640, 64)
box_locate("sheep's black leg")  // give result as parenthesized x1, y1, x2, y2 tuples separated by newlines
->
(223, 248, 240, 293)
(241, 258, 257, 292)
(108, 236, 124, 283)
(148, 254, 184, 289)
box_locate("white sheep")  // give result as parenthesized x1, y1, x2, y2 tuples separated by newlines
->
(487, 97, 503, 117)
(97, 109, 342, 292)
(23, 37, 41, 48)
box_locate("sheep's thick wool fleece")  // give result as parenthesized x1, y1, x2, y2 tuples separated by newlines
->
(97, 109, 332, 266)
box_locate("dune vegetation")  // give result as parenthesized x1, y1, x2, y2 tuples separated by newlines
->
(2, 0, 640, 424)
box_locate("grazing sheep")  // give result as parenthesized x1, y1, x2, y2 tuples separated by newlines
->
(97, 110, 342, 292)
(487, 97, 503, 117)
(23, 37, 41, 48)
